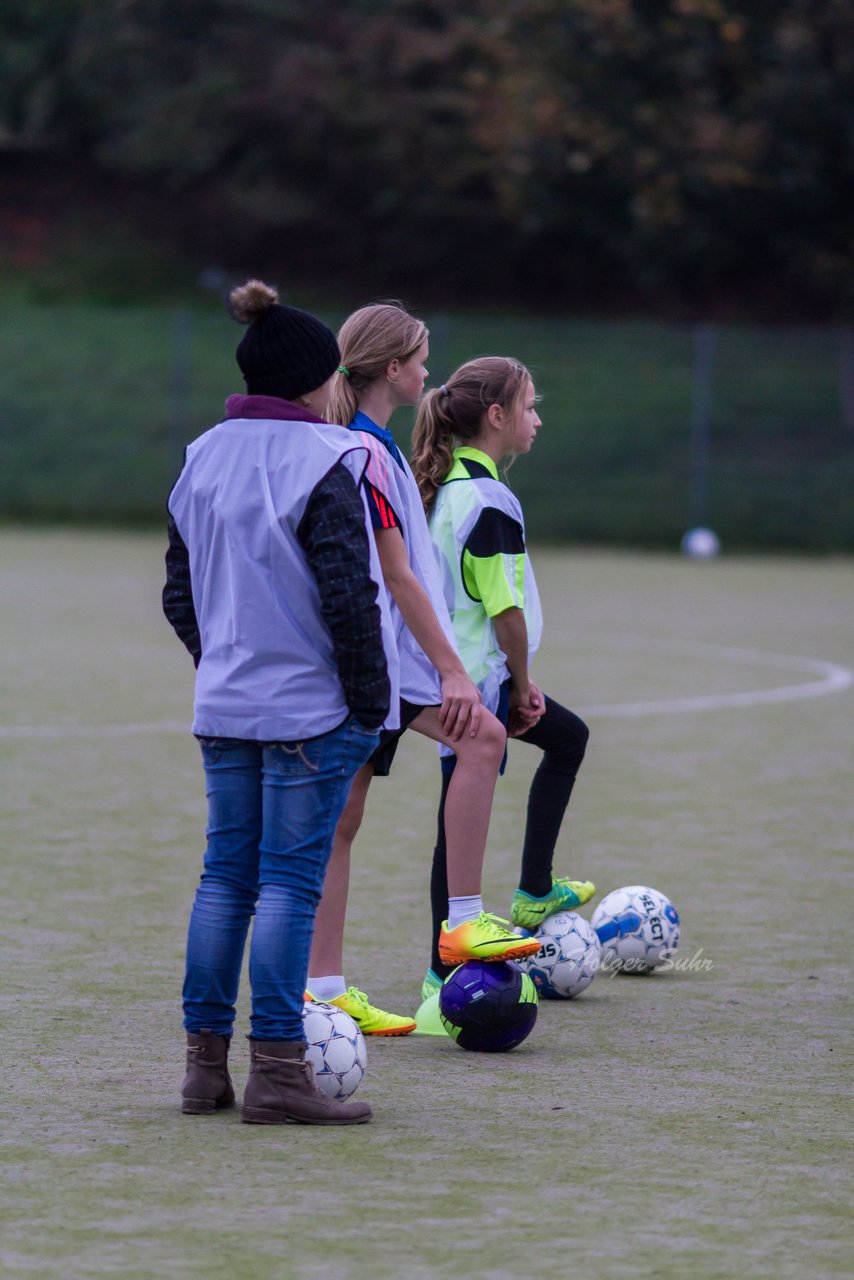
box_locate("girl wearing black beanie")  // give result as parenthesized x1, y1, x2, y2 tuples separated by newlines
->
(162, 280, 394, 1125)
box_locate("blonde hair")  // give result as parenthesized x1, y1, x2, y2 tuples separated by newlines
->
(326, 302, 428, 427)
(410, 357, 531, 512)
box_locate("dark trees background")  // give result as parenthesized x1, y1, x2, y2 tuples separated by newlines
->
(1, 0, 851, 315)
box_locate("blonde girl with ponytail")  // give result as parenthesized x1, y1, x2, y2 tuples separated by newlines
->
(411, 358, 595, 999)
(307, 308, 540, 1035)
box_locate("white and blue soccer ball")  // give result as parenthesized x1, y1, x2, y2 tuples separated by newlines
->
(302, 1001, 367, 1100)
(591, 885, 680, 974)
(519, 911, 602, 998)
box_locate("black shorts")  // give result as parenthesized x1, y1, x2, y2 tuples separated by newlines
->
(370, 698, 431, 777)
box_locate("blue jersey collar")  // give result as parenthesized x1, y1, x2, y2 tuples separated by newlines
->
(351, 410, 404, 467)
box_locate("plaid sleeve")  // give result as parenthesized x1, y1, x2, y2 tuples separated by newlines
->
(298, 463, 391, 728)
(162, 514, 202, 666)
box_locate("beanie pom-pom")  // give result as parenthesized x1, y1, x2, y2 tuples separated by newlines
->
(229, 279, 279, 325)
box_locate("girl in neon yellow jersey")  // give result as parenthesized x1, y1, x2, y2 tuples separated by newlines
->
(411, 357, 595, 996)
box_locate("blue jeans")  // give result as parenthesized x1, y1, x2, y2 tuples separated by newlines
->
(183, 716, 379, 1042)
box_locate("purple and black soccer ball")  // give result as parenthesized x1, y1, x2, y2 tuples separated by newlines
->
(439, 960, 538, 1052)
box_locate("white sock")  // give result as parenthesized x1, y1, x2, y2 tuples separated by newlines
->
(447, 895, 483, 929)
(308, 975, 347, 1002)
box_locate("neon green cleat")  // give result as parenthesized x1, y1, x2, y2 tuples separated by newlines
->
(439, 912, 541, 966)
(420, 968, 443, 1003)
(510, 877, 596, 930)
(326, 987, 416, 1037)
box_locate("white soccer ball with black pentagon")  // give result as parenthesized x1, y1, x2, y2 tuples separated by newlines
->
(591, 885, 680, 974)
(519, 911, 602, 998)
(302, 1001, 367, 1100)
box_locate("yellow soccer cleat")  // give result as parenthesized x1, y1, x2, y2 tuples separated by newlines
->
(438, 912, 541, 966)
(325, 986, 416, 1037)
(510, 878, 596, 931)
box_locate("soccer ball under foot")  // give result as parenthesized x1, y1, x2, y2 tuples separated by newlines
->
(302, 1001, 367, 1099)
(439, 961, 538, 1052)
(518, 911, 602, 998)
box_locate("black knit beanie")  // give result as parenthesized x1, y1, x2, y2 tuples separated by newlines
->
(230, 279, 340, 401)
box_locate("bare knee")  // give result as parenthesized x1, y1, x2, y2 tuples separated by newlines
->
(457, 709, 506, 769)
(482, 711, 508, 763)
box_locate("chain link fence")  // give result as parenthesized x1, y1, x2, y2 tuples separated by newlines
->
(1, 303, 851, 550)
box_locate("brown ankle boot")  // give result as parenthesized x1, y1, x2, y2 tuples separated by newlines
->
(242, 1040, 372, 1126)
(181, 1030, 236, 1114)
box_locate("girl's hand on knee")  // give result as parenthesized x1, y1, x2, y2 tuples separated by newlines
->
(439, 670, 482, 741)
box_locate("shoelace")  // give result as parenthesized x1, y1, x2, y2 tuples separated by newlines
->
(478, 912, 515, 937)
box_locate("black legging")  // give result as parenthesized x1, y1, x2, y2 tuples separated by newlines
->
(429, 693, 589, 978)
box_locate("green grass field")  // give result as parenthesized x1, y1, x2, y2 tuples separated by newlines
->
(1, 531, 852, 1279)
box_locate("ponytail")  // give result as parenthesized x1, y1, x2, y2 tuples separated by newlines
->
(411, 387, 456, 513)
(326, 370, 360, 429)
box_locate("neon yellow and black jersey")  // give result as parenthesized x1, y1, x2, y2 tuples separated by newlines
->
(429, 446, 543, 719)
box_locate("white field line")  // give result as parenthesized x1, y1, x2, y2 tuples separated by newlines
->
(0, 642, 851, 739)
(576, 641, 852, 717)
